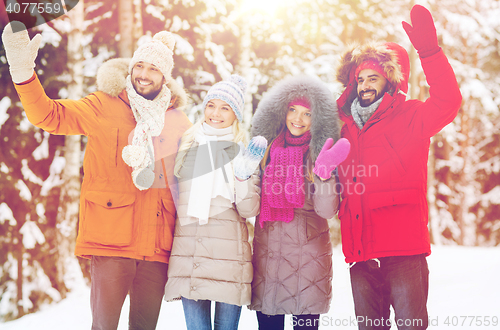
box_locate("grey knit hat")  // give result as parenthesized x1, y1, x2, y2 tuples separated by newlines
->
(202, 74, 247, 121)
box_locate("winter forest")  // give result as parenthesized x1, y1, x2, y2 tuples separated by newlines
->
(0, 0, 499, 323)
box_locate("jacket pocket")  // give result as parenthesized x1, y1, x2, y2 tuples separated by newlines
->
(368, 189, 424, 253)
(83, 191, 135, 246)
(368, 189, 419, 209)
(157, 198, 176, 251)
(109, 128, 119, 167)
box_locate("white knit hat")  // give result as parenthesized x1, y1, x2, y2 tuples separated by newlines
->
(129, 31, 176, 82)
(202, 74, 247, 122)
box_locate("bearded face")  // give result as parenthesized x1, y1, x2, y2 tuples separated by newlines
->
(357, 69, 390, 107)
(131, 61, 165, 100)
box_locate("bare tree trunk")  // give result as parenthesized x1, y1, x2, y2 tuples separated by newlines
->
(119, 0, 134, 57)
(133, 0, 143, 49)
(55, 0, 84, 298)
(235, 15, 253, 133)
(459, 104, 476, 246)
(15, 229, 23, 317)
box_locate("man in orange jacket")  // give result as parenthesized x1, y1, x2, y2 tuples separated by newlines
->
(2, 21, 191, 330)
(335, 5, 462, 330)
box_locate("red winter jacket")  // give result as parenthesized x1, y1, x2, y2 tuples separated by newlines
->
(336, 44, 462, 263)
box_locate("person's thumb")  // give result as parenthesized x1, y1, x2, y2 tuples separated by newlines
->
(322, 138, 334, 152)
(402, 21, 413, 36)
(27, 34, 42, 55)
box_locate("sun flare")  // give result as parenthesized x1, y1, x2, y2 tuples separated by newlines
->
(240, 0, 289, 16)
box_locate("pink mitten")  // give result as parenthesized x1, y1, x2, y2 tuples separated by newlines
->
(402, 5, 440, 58)
(313, 138, 351, 180)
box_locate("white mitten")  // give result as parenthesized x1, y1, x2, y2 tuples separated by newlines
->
(234, 136, 267, 181)
(1, 21, 42, 84)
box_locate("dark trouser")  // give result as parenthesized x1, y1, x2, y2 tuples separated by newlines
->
(350, 254, 429, 330)
(256, 311, 320, 330)
(90, 256, 168, 330)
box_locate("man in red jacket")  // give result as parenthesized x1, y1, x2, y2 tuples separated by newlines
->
(335, 5, 462, 329)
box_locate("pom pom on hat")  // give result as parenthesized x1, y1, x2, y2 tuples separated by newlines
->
(228, 74, 248, 94)
(129, 31, 176, 82)
(202, 74, 247, 122)
(153, 31, 175, 51)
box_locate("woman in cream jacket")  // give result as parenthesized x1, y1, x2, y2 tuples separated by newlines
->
(164, 75, 265, 330)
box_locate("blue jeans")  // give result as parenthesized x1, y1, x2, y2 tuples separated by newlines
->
(256, 311, 320, 330)
(182, 297, 242, 330)
(350, 254, 429, 330)
(90, 256, 168, 330)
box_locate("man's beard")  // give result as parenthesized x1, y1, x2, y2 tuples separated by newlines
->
(358, 89, 384, 107)
(132, 81, 163, 100)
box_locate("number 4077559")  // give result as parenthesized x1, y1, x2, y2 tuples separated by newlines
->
(444, 316, 498, 327)
(5, 2, 64, 14)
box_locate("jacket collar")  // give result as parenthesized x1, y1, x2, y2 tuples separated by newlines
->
(339, 89, 406, 130)
(118, 89, 130, 106)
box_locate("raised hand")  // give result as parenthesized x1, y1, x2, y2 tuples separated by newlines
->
(1, 21, 42, 84)
(313, 138, 351, 180)
(234, 136, 268, 181)
(402, 5, 440, 58)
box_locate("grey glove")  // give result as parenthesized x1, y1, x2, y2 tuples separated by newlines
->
(2, 21, 42, 84)
(234, 136, 267, 181)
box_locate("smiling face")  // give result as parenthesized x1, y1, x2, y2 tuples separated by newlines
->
(131, 61, 165, 100)
(204, 99, 237, 129)
(286, 104, 312, 137)
(357, 68, 389, 107)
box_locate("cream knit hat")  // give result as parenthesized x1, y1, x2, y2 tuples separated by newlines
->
(129, 31, 176, 82)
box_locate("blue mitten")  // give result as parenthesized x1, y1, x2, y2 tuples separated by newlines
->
(234, 136, 267, 180)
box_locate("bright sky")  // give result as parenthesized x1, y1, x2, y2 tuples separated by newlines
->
(239, 0, 289, 16)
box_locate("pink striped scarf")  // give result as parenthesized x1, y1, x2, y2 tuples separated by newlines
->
(259, 129, 311, 227)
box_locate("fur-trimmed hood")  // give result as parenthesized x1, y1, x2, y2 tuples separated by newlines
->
(336, 42, 409, 94)
(95, 58, 188, 110)
(335, 42, 410, 117)
(251, 75, 340, 161)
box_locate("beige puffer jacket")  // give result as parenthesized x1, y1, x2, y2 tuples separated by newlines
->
(164, 141, 261, 306)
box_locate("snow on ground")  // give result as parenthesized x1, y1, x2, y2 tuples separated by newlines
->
(1, 245, 499, 330)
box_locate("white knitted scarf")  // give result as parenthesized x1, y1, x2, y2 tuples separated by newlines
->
(122, 75, 172, 190)
(186, 122, 235, 225)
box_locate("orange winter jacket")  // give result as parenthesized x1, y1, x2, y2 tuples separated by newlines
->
(14, 61, 191, 263)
